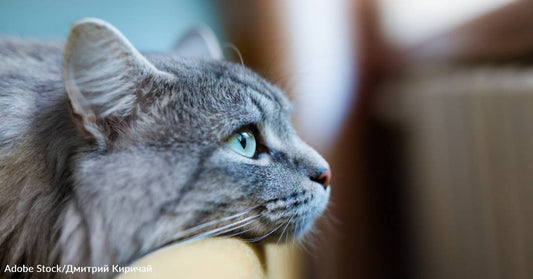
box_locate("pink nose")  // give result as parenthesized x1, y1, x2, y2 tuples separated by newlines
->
(312, 169, 331, 188)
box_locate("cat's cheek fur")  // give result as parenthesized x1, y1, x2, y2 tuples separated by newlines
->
(203, 143, 330, 241)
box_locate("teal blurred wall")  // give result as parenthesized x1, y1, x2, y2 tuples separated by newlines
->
(0, 0, 222, 51)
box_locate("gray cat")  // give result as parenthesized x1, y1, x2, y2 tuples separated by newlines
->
(0, 18, 331, 278)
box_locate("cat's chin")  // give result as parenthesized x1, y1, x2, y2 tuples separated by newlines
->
(261, 186, 330, 243)
(246, 203, 330, 243)
(234, 217, 318, 245)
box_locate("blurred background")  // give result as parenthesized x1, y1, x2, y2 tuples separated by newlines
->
(1, 0, 532, 278)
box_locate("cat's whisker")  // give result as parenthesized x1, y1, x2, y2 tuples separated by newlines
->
(245, 222, 285, 243)
(297, 224, 313, 255)
(224, 215, 269, 238)
(286, 220, 292, 246)
(146, 208, 261, 253)
(226, 227, 255, 238)
(222, 216, 287, 243)
(301, 239, 316, 257)
(174, 206, 259, 239)
(178, 214, 261, 244)
(207, 216, 260, 237)
(276, 216, 293, 245)
(211, 218, 260, 237)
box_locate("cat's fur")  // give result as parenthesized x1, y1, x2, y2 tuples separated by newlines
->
(0, 18, 330, 278)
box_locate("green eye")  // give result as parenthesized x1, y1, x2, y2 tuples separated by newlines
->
(227, 128, 257, 158)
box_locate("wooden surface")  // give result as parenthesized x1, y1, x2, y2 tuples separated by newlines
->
(120, 238, 267, 279)
(120, 238, 303, 279)
(120, 238, 309, 279)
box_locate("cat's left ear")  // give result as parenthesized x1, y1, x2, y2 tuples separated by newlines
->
(173, 25, 224, 60)
(63, 18, 170, 142)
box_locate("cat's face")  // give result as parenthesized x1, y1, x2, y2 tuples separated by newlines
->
(63, 19, 330, 265)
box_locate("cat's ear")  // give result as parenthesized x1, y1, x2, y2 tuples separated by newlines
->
(63, 18, 168, 141)
(173, 25, 223, 60)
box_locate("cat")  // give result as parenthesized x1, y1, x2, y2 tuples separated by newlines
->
(0, 18, 331, 278)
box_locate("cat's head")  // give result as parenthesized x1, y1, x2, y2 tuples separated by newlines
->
(62, 18, 330, 265)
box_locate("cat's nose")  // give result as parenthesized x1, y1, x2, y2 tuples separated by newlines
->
(311, 168, 331, 189)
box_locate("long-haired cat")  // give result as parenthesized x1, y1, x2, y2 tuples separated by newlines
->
(0, 18, 331, 278)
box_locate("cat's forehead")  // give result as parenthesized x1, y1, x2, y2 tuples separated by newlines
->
(141, 57, 294, 142)
(152, 57, 292, 110)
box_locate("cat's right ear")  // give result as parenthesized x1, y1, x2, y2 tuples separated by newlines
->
(63, 18, 170, 144)
(173, 26, 224, 60)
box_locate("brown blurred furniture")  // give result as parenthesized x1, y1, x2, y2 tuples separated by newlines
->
(374, 1, 533, 278)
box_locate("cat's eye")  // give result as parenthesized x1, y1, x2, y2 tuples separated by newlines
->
(227, 128, 257, 158)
